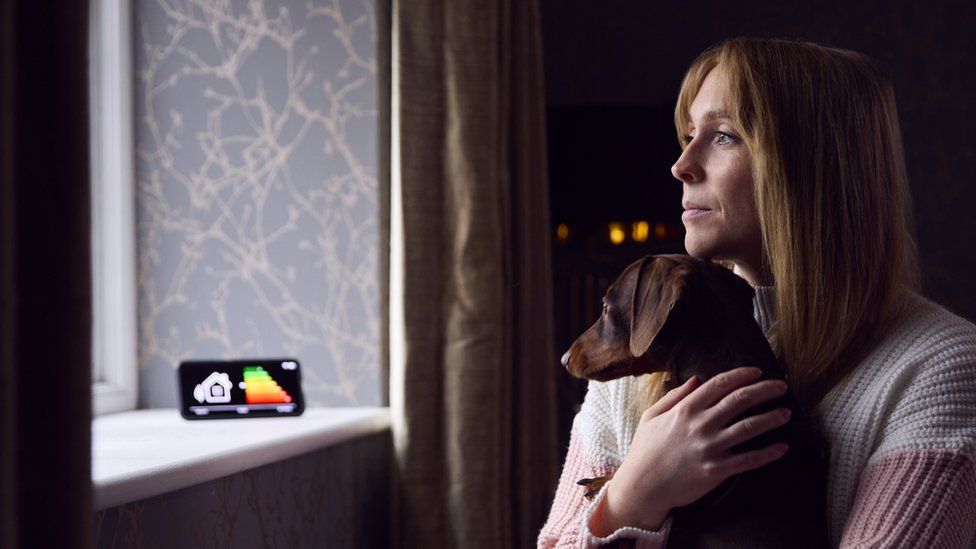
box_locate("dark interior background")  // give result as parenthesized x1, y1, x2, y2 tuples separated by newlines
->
(539, 0, 976, 459)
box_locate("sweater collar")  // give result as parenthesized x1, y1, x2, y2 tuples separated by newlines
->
(732, 264, 776, 332)
(751, 284, 777, 333)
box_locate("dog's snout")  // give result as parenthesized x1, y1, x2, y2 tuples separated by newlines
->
(561, 350, 571, 368)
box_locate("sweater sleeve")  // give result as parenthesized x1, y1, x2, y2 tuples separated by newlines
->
(839, 448, 976, 548)
(537, 380, 673, 548)
(839, 350, 976, 548)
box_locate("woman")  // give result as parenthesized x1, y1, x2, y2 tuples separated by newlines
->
(538, 37, 976, 548)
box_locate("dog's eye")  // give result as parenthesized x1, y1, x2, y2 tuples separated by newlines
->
(602, 303, 608, 315)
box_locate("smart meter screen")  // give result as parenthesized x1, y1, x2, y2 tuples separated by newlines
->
(177, 359, 305, 419)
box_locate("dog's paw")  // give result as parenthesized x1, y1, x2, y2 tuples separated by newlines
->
(576, 475, 612, 501)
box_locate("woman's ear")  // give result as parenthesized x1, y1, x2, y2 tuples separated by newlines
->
(629, 256, 687, 358)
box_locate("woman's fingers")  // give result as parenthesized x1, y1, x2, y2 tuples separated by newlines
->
(715, 442, 790, 478)
(713, 407, 791, 452)
(703, 378, 789, 431)
(681, 366, 763, 412)
(643, 375, 699, 420)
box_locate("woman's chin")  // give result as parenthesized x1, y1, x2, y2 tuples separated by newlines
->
(683, 235, 719, 260)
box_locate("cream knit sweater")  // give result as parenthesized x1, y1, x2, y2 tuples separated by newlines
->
(538, 286, 976, 548)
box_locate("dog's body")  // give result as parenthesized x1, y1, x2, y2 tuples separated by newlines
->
(562, 254, 829, 548)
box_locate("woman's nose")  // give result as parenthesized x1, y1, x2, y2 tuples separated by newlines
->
(671, 149, 701, 184)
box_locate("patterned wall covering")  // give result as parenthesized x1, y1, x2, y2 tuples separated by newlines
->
(135, 0, 379, 407)
(94, 432, 391, 548)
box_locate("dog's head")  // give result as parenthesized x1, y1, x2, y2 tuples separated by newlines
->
(561, 254, 757, 381)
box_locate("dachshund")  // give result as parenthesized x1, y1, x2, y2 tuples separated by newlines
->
(561, 254, 829, 548)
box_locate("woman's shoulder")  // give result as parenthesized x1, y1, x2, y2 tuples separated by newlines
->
(876, 292, 976, 456)
(819, 291, 976, 456)
(894, 291, 976, 358)
(851, 291, 976, 388)
(573, 376, 645, 463)
(818, 291, 976, 413)
(575, 376, 642, 427)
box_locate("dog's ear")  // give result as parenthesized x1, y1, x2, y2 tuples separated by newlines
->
(629, 256, 687, 358)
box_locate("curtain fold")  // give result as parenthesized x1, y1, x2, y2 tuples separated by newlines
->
(390, 0, 558, 546)
(0, 1, 93, 548)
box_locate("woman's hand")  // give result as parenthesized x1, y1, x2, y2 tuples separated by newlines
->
(595, 366, 791, 534)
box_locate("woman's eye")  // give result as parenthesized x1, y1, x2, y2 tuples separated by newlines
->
(683, 131, 736, 146)
(715, 131, 735, 145)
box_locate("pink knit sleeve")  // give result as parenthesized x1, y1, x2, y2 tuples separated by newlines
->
(839, 448, 976, 548)
(537, 425, 673, 548)
(837, 342, 976, 548)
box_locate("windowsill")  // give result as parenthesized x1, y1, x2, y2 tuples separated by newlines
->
(92, 406, 391, 511)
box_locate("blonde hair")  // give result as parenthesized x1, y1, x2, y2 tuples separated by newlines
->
(639, 37, 921, 412)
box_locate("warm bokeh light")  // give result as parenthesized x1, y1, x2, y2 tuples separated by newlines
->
(632, 221, 649, 242)
(556, 223, 569, 241)
(609, 222, 626, 245)
(654, 221, 666, 240)
(552, 220, 682, 245)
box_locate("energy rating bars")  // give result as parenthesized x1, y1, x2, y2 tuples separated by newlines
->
(242, 365, 293, 404)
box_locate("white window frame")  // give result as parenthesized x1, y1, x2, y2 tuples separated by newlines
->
(90, 0, 138, 415)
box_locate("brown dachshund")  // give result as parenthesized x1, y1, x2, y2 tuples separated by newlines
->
(561, 254, 829, 548)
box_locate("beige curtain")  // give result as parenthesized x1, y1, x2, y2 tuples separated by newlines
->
(388, 0, 559, 547)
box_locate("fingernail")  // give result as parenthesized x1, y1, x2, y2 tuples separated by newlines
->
(747, 367, 762, 377)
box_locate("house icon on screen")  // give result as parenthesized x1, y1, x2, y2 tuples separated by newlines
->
(193, 371, 233, 404)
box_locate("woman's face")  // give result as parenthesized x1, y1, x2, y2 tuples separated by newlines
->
(671, 67, 766, 284)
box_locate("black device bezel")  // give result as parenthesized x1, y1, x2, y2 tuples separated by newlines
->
(177, 358, 306, 420)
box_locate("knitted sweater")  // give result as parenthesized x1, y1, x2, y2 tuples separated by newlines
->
(538, 285, 976, 548)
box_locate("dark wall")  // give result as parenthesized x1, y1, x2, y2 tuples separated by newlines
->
(94, 432, 391, 548)
(541, 0, 976, 322)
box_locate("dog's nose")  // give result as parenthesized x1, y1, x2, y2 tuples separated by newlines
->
(561, 350, 571, 368)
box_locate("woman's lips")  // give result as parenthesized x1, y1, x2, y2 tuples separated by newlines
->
(682, 208, 712, 220)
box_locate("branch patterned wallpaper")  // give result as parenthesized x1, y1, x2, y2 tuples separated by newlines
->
(135, 0, 379, 407)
